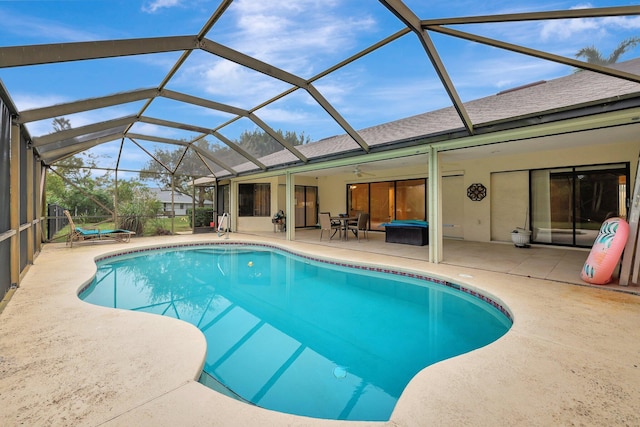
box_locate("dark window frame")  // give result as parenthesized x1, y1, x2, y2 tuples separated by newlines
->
(238, 183, 271, 217)
(529, 162, 630, 248)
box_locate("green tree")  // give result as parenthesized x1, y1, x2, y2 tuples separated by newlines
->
(52, 117, 71, 132)
(575, 37, 640, 66)
(46, 117, 113, 219)
(140, 129, 310, 200)
(236, 128, 310, 157)
(139, 140, 219, 197)
(115, 179, 151, 205)
(47, 152, 113, 218)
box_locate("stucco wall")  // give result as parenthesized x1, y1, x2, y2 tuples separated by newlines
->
(441, 139, 639, 242)
(233, 140, 638, 239)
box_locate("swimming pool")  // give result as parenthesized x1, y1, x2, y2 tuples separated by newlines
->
(80, 243, 511, 421)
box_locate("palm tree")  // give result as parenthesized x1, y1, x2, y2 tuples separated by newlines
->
(575, 37, 640, 66)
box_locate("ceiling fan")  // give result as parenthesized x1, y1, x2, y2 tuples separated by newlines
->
(353, 165, 374, 178)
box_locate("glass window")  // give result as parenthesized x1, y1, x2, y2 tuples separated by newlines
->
(239, 183, 271, 217)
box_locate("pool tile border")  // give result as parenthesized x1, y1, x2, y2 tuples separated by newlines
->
(88, 241, 513, 322)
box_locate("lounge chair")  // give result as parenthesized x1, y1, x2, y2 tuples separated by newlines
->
(64, 210, 135, 247)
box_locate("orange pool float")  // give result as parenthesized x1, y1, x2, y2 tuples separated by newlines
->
(581, 217, 630, 285)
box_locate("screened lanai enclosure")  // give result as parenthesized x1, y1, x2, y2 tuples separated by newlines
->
(2, 1, 640, 297)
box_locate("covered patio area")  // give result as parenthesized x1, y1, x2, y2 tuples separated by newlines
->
(256, 228, 637, 294)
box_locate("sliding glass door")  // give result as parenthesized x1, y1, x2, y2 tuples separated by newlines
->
(295, 185, 318, 228)
(347, 179, 427, 230)
(531, 163, 628, 247)
(396, 179, 426, 220)
(369, 182, 393, 229)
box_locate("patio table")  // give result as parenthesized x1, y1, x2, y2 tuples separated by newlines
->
(331, 216, 357, 240)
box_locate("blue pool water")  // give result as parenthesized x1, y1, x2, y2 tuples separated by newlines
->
(80, 244, 511, 421)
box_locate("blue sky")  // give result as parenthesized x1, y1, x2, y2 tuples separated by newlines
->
(1, 0, 639, 174)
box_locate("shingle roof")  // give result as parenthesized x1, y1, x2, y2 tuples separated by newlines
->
(229, 58, 640, 176)
(148, 188, 212, 204)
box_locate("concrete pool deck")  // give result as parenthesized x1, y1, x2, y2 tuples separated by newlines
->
(1, 233, 639, 426)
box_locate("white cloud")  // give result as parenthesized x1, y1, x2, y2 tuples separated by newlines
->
(540, 17, 601, 41)
(449, 56, 568, 107)
(312, 81, 352, 106)
(604, 15, 640, 30)
(12, 93, 68, 112)
(253, 106, 311, 123)
(178, 0, 380, 118)
(12, 93, 68, 137)
(24, 121, 52, 138)
(213, 0, 377, 76)
(128, 121, 175, 137)
(540, 3, 640, 41)
(142, 0, 183, 14)
(184, 57, 290, 107)
(0, 9, 98, 42)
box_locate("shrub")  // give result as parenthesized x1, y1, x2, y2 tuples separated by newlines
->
(117, 187, 162, 235)
(186, 207, 215, 227)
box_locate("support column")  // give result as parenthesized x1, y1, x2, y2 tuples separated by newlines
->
(36, 162, 44, 252)
(285, 171, 295, 241)
(170, 174, 175, 234)
(114, 167, 118, 226)
(191, 181, 196, 234)
(26, 141, 34, 264)
(230, 180, 237, 232)
(9, 121, 20, 287)
(428, 147, 443, 263)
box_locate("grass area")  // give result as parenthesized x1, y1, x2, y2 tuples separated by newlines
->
(146, 216, 193, 234)
(49, 215, 193, 242)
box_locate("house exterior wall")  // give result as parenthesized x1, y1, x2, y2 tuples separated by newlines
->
(232, 140, 638, 239)
(490, 171, 529, 242)
(307, 140, 639, 243)
(443, 139, 639, 243)
(234, 176, 280, 232)
(160, 202, 191, 216)
(442, 175, 465, 239)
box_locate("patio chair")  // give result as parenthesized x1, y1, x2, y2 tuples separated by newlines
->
(347, 212, 369, 242)
(64, 210, 135, 247)
(319, 212, 340, 241)
(320, 211, 341, 227)
(347, 211, 364, 227)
